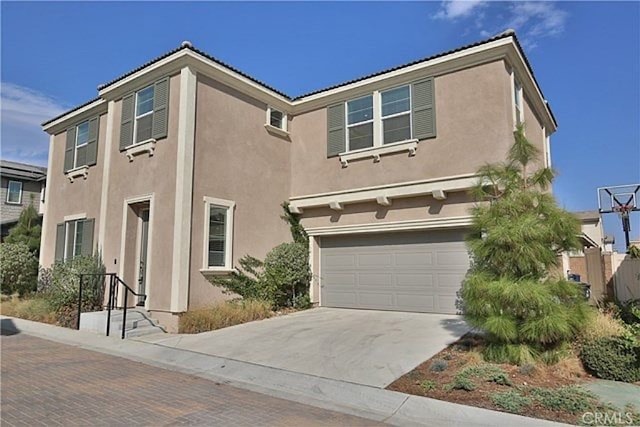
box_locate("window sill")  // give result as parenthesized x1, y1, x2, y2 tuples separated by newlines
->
(65, 165, 89, 183)
(264, 124, 290, 139)
(200, 268, 236, 277)
(5, 201, 22, 206)
(339, 139, 418, 167)
(124, 138, 157, 161)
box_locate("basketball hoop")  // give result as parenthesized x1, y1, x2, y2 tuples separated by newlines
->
(599, 185, 640, 250)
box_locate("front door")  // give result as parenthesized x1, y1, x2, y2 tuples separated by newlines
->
(137, 208, 150, 306)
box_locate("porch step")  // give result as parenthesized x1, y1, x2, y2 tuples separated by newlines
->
(80, 309, 166, 338)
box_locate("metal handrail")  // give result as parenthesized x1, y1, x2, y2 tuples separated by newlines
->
(113, 276, 147, 339)
(77, 273, 147, 340)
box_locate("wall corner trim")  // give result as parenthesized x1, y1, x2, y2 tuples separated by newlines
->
(170, 66, 197, 313)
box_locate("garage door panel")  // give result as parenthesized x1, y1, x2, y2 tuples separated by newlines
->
(395, 273, 434, 288)
(358, 292, 395, 308)
(395, 252, 433, 266)
(436, 251, 471, 267)
(396, 293, 435, 311)
(358, 253, 393, 267)
(323, 273, 357, 287)
(321, 229, 469, 314)
(324, 254, 356, 268)
(358, 273, 393, 287)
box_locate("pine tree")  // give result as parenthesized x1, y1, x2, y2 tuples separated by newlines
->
(6, 202, 42, 256)
(461, 124, 590, 364)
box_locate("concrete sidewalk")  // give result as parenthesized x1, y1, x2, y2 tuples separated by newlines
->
(0, 316, 568, 427)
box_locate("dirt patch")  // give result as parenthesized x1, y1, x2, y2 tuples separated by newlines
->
(387, 334, 601, 425)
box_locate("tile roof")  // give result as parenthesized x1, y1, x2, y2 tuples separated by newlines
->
(42, 30, 556, 128)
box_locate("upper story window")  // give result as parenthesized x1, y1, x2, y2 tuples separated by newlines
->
(74, 120, 89, 167)
(381, 86, 411, 144)
(6, 180, 22, 204)
(326, 78, 435, 160)
(135, 85, 155, 144)
(514, 80, 523, 125)
(119, 78, 169, 155)
(64, 117, 99, 177)
(202, 196, 235, 272)
(347, 95, 374, 150)
(269, 108, 285, 130)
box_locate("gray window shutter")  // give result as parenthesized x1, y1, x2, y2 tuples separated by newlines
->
(327, 103, 345, 158)
(411, 77, 436, 140)
(81, 218, 95, 256)
(152, 77, 170, 140)
(120, 93, 135, 150)
(55, 223, 65, 261)
(64, 127, 76, 172)
(86, 116, 99, 166)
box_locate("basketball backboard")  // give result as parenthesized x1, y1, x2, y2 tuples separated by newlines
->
(597, 184, 640, 214)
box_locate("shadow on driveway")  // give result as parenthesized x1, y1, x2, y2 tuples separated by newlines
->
(1, 318, 20, 336)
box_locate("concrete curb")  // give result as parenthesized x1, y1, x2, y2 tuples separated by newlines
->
(1, 316, 568, 427)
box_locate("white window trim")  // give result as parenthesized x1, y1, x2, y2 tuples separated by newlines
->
(133, 85, 154, 145)
(6, 180, 22, 205)
(73, 120, 90, 169)
(201, 196, 235, 273)
(511, 71, 523, 129)
(344, 85, 412, 154)
(265, 106, 288, 133)
(339, 139, 418, 167)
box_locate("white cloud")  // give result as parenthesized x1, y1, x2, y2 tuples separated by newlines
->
(434, 1, 568, 50)
(507, 2, 568, 48)
(1, 82, 68, 165)
(434, 0, 487, 20)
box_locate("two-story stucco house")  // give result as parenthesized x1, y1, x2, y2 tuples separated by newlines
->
(1, 160, 47, 240)
(40, 30, 556, 331)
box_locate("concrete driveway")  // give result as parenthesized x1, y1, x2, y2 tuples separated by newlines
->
(140, 308, 469, 388)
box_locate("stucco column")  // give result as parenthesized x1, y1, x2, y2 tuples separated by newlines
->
(97, 100, 116, 253)
(38, 135, 55, 268)
(170, 66, 197, 312)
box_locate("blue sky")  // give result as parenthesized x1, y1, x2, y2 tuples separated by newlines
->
(1, 1, 639, 247)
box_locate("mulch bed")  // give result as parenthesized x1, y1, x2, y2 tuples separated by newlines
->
(387, 334, 594, 425)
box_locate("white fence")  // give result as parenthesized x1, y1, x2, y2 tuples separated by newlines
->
(612, 253, 640, 302)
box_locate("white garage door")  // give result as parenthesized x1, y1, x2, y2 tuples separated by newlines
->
(320, 229, 470, 314)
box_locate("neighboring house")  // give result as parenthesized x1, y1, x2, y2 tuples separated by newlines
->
(0, 160, 47, 240)
(40, 30, 557, 330)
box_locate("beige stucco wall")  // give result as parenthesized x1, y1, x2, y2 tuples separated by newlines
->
(522, 92, 547, 170)
(188, 75, 292, 308)
(289, 60, 514, 197)
(40, 113, 108, 267)
(100, 73, 181, 313)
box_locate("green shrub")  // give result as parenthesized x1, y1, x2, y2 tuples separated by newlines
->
(420, 380, 437, 392)
(530, 386, 596, 413)
(491, 390, 531, 413)
(448, 364, 510, 391)
(263, 242, 311, 308)
(0, 243, 38, 296)
(179, 299, 273, 333)
(449, 376, 476, 391)
(580, 336, 640, 382)
(44, 254, 106, 327)
(210, 243, 311, 310)
(430, 359, 449, 372)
